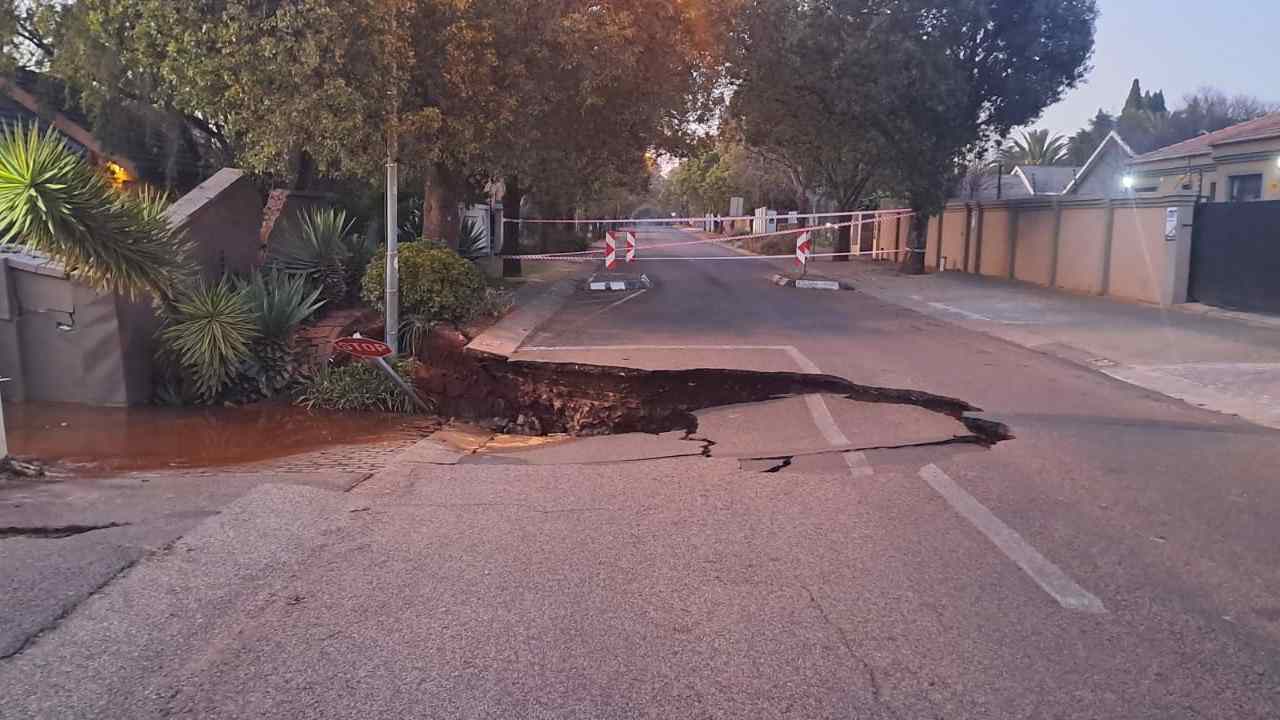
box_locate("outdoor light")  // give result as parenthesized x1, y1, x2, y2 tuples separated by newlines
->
(1122, 175, 1135, 189)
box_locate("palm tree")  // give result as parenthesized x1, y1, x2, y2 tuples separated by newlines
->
(997, 129, 1071, 166)
(0, 125, 190, 301)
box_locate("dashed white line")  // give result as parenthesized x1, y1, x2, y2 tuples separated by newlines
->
(843, 451, 874, 478)
(920, 464, 1106, 614)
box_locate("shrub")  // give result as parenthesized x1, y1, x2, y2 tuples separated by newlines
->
(233, 271, 326, 400)
(158, 273, 325, 405)
(458, 217, 489, 260)
(269, 207, 373, 306)
(295, 359, 424, 413)
(241, 270, 325, 342)
(362, 243, 485, 324)
(158, 279, 259, 403)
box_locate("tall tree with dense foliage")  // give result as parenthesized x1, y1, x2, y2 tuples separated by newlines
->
(728, 0, 896, 258)
(54, 0, 726, 247)
(730, 0, 1098, 266)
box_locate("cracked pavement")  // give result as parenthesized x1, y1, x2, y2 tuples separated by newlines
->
(3, 227, 1280, 717)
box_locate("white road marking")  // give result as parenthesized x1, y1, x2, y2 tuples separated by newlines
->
(919, 464, 1107, 614)
(843, 451, 874, 478)
(601, 288, 648, 312)
(924, 302, 1038, 325)
(782, 346, 822, 374)
(805, 394, 851, 446)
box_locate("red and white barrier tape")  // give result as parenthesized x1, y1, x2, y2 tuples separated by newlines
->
(497, 211, 916, 261)
(499, 248, 924, 262)
(502, 209, 913, 225)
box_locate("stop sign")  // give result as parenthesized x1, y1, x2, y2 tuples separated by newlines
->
(334, 336, 394, 359)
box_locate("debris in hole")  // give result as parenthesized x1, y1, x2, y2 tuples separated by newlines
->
(1, 457, 46, 479)
(0, 522, 129, 539)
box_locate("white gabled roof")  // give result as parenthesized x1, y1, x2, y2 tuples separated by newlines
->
(1061, 131, 1136, 196)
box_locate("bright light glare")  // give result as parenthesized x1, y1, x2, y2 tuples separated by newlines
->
(1122, 175, 1135, 189)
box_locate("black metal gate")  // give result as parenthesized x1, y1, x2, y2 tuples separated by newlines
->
(1188, 200, 1280, 314)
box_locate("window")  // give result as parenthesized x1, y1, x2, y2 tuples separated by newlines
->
(1228, 174, 1263, 202)
(1207, 181, 1217, 203)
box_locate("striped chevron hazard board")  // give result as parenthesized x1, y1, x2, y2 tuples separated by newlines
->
(625, 231, 637, 262)
(795, 231, 812, 267)
(604, 231, 618, 270)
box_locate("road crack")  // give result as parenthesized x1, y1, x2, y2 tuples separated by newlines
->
(0, 522, 130, 540)
(802, 584, 900, 719)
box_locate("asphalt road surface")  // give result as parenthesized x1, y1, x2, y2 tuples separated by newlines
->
(3, 226, 1278, 718)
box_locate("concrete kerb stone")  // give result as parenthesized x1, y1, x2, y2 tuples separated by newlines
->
(586, 273, 652, 292)
(770, 273, 854, 291)
(464, 277, 579, 359)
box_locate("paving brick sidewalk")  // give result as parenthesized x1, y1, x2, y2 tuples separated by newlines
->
(813, 260, 1280, 430)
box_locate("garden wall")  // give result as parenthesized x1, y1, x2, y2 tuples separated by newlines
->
(911, 194, 1197, 306)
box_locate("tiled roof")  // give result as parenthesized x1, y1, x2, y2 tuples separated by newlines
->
(1016, 166, 1080, 194)
(952, 174, 1032, 202)
(1134, 112, 1280, 163)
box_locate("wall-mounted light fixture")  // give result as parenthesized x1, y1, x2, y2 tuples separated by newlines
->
(1122, 175, 1136, 189)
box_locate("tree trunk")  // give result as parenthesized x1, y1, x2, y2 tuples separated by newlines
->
(834, 216, 853, 263)
(502, 175, 523, 277)
(899, 208, 929, 275)
(293, 150, 315, 191)
(423, 162, 462, 248)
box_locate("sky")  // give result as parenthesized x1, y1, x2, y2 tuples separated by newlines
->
(1035, 0, 1280, 136)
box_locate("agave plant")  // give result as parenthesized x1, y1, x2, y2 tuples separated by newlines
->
(268, 206, 359, 305)
(0, 125, 190, 301)
(159, 279, 259, 404)
(241, 270, 325, 342)
(458, 217, 489, 260)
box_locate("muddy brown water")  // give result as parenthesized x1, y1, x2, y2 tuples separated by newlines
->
(5, 401, 439, 475)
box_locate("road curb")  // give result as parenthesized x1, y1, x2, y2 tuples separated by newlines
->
(587, 273, 652, 291)
(464, 277, 579, 359)
(770, 274, 854, 291)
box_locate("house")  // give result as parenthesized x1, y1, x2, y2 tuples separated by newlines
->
(1058, 131, 1137, 198)
(954, 132, 1136, 202)
(1126, 112, 1280, 202)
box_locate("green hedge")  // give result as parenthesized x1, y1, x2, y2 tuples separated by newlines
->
(361, 243, 485, 324)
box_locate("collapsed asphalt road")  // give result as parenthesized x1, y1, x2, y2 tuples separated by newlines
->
(3, 227, 1280, 718)
(422, 328, 1011, 444)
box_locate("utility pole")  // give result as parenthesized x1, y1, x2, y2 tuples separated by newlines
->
(383, 1, 401, 356)
(0, 387, 8, 460)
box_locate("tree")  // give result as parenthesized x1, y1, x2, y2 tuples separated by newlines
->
(1123, 79, 1146, 114)
(486, 0, 728, 263)
(998, 130, 1071, 166)
(1068, 109, 1115, 165)
(862, 0, 1099, 272)
(1068, 83, 1276, 159)
(729, 0, 902, 260)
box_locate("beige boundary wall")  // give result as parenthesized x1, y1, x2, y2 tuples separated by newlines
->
(875, 194, 1199, 306)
